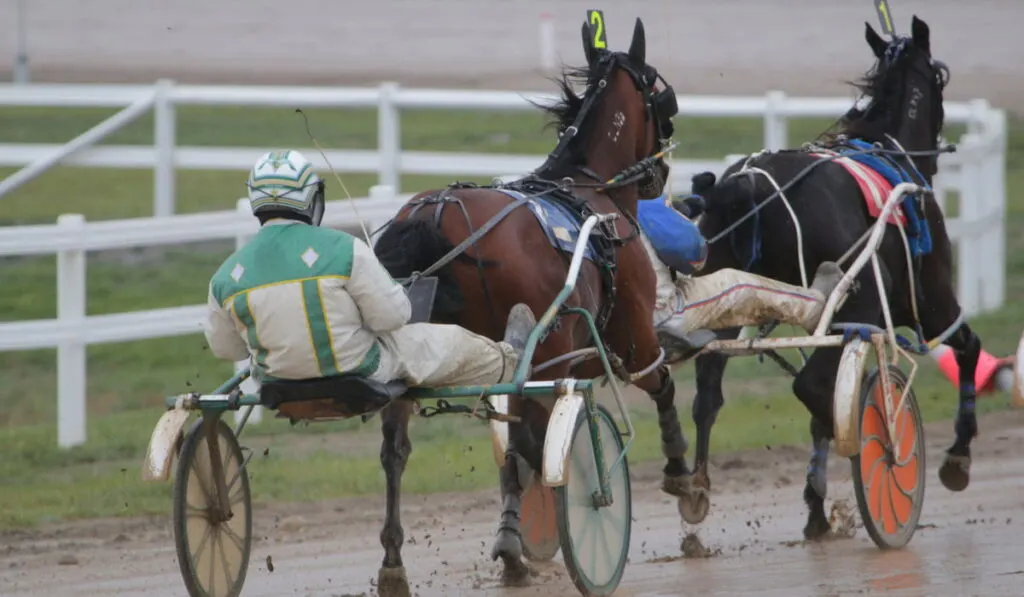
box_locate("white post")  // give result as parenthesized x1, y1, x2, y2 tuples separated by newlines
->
(538, 12, 556, 72)
(763, 90, 788, 151)
(153, 79, 177, 217)
(956, 134, 982, 317)
(982, 109, 1007, 312)
(367, 184, 395, 248)
(13, 0, 30, 84)
(56, 214, 87, 447)
(233, 198, 263, 425)
(377, 82, 401, 193)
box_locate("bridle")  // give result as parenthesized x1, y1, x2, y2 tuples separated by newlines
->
(534, 51, 680, 193)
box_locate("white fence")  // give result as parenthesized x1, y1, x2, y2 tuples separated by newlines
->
(0, 82, 1008, 447)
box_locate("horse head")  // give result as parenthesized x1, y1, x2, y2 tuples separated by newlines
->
(535, 16, 678, 202)
(842, 15, 950, 177)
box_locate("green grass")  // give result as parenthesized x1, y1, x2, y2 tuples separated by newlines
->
(1, 104, 1022, 529)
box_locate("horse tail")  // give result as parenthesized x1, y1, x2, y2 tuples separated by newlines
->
(695, 169, 763, 271)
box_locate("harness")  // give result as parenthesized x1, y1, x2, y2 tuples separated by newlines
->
(690, 35, 958, 364)
(372, 51, 680, 380)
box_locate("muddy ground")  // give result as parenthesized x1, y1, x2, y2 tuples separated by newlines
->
(3, 408, 1023, 596)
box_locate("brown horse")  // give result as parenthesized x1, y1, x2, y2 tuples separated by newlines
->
(371, 16, 686, 593)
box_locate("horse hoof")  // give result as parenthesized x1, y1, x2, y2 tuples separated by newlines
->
(376, 566, 411, 597)
(500, 559, 533, 588)
(661, 473, 692, 498)
(939, 454, 971, 492)
(803, 512, 831, 541)
(490, 528, 523, 562)
(677, 491, 710, 525)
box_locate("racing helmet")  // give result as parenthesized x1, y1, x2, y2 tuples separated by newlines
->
(246, 150, 325, 226)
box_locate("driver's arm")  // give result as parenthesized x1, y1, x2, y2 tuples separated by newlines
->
(346, 238, 412, 333)
(203, 287, 250, 361)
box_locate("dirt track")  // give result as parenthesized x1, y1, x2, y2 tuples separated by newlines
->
(3, 408, 1024, 597)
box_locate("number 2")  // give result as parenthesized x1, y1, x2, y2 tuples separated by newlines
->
(589, 10, 607, 49)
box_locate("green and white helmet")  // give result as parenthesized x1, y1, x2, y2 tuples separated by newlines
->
(246, 150, 325, 226)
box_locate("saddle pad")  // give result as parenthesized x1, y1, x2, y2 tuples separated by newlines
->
(496, 189, 597, 261)
(812, 152, 907, 227)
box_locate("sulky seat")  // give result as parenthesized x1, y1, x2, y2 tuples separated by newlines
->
(260, 375, 408, 422)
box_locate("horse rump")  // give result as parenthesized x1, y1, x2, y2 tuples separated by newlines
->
(374, 217, 469, 322)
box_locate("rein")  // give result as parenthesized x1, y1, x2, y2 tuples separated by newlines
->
(702, 142, 954, 247)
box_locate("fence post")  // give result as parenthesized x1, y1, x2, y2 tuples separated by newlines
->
(956, 134, 982, 318)
(233, 198, 263, 425)
(378, 82, 401, 193)
(983, 108, 1008, 311)
(153, 79, 177, 217)
(56, 214, 87, 447)
(763, 90, 788, 151)
(367, 184, 395, 248)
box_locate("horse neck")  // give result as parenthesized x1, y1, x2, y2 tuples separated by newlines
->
(578, 89, 648, 212)
(887, 120, 938, 184)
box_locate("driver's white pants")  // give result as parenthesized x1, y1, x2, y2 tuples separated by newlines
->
(642, 236, 826, 335)
(372, 323, 520, 387)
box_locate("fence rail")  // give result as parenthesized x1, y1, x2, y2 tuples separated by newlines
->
(0, 82, 1008, 447)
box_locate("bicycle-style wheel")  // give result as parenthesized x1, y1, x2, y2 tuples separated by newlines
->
(555, 403, 631, 596)
(852, 364, 925, 549)
(172, 417, 252, 597)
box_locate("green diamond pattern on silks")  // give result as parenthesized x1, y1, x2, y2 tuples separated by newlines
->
(301, 279, 340, 377)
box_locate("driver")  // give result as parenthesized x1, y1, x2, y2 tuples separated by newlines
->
(203, 150, 537, 388)
(636, 185, 844, 359)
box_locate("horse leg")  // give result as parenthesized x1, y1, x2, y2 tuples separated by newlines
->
(685, 327, 741, 517)
(790, 345, 843, 540)
(646, 365, 690, 488)
(802, 411, 833, 539)
(491, 394, 546, 586)
(378, 400, 414, 597)
(937, 322, 981, 491)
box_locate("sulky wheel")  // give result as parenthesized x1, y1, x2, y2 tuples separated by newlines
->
(520, 476, 560, 561)
(555, 404, 631, 597)
(851, 364, 925, 550)
(173, 416, 253, 597)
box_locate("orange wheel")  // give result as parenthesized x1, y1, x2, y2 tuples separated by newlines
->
(851, 364, 925, 549)
(520, 476, 560, 561)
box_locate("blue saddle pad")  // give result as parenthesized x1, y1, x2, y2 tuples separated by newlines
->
(839, 139, 933, 256)
(636, 196, 708, 274)
(496, 189, 597, 261)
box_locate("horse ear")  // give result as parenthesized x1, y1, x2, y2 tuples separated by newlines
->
(581, 20, 596, 65)
(911, 15, 931, 55)
(628, 18, 646, 66)
(864, 21, 888, 59)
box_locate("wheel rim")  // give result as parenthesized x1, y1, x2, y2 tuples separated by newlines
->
(558, 406, 630, 594)
(856, 367, 924, 548)
(179, 423, 250, 597)
(521, 478, 560, 561)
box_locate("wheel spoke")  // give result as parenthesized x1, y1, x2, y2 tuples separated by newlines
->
(207, 529, 217, 596)
(192, 522, 213, 562)
(187, 504, 210, 519)
(218, 528, 236, 592)
(220, 521, 246, 554)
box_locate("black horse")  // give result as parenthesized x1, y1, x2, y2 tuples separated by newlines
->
(686, 15, 980, 539)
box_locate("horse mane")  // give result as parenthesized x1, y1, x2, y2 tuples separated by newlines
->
(532, 57, 611, 177)
(821, 59, 894, 144)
